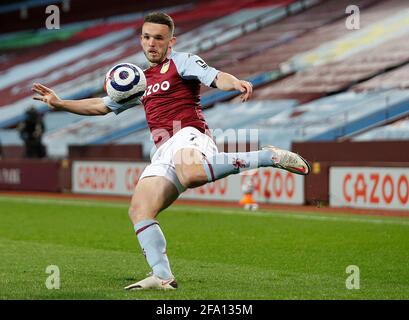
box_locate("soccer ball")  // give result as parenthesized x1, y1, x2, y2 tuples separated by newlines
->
(104, 63, 146, 103)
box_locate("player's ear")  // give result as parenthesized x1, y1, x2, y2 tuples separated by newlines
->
(169, 36, 176, 48)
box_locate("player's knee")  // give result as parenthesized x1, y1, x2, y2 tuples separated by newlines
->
(128, 203, 157, 223)
(128, 204, 140, 221)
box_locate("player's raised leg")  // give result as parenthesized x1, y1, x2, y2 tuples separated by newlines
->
(125, 176, 179, 290)
(174, 146, 310, 189)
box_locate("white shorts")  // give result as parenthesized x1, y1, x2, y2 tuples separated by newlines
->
(139, 127, 218, 194)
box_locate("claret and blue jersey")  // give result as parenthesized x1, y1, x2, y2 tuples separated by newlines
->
(103, 50, 219, 147)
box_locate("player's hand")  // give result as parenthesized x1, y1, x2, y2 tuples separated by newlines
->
(236, 80, 253, 102)
(32, 83, 62, 110)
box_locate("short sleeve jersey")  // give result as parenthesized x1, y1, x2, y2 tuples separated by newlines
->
(104, 50, 219, 147)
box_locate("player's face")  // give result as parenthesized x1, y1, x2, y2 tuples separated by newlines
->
(141, 22, 176, 65)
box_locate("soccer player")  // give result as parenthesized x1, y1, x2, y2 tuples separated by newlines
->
(32, 12, 310, 290)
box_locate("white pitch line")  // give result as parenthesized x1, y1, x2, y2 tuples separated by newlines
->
(0, 196, 128, 209)
(1, 195, 408, 226)
(167, 206, 409, 226)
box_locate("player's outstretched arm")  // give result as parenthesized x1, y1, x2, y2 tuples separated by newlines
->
(32, 83, 111, 115)
(214, 72, 253, 102)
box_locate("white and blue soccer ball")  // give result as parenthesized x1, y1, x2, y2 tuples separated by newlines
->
(104, 63, 146, 103)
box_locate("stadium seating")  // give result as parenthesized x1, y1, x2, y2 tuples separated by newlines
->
(42, 99, 296, 158)
(2, 0, 409, 159)
(353, 117, 409, 141)
(247, 89, 409, 150)
(353, 63, 409, 91)
(201, 0, 380, 78)
(0, 0, 296, 131)
(42, 107, 147, 157)
(250, 0, 409, 101)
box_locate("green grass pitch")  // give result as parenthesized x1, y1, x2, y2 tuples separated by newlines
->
(0, 195, 408, 299)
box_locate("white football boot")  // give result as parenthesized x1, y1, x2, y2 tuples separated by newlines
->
(124, 274, 178, 290)
(263, 145, 311, 175)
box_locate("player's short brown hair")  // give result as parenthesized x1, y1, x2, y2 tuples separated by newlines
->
(144, 12, 175, 36)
